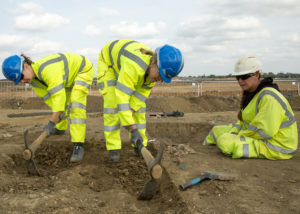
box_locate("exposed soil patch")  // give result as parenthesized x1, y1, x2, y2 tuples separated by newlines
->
(0, 96, 299, 213)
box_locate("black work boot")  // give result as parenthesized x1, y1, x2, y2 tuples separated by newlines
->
(108, 150, 120, 163)
(54, 128, 66, 135)
(70, 143, 84, 163)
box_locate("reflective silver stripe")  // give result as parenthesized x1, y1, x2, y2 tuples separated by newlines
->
(136, 123, 146, 129)
(135, 107, 146, 113)
(117, 40, 136, 70)
(109, 40, 119, 65)
(58, 53, 69, 85)
(109, 40, 119, 79)
(123, 50, 148, 72)
(48, 83, 64, 96)
(78, 56, 86, 73)
(38, 53, 69, 85)
(101, 49, 104, 61)
(104, 108, 118, 114)
(116, 82, 134, 96)
(142, 84, 153, 89)
(98, 82, 104, 90)
(243, 144, 249, 157)
(211, 130, 217, 142)
(240, 135, 246, 141)
(76, 80, 90, 88)
(71, 102, 86, 110)
(247, 124, 272, 139)
(233, 124, 242, 131)
(70, 118, 86, 124)
(42, 93, 50, 101)
(42, 83, 64, 101)
(104, 124, 120, 132)
(38, 56, 64, 82)
(133, 91, 147, 103)
(98, 80, 116, 90)
(256, 90, 296, 129)
(260, 140, 297, 155)
(107, 80, 117, 86)
(31, 82, 43, 89)
(118, 103, 131, 111)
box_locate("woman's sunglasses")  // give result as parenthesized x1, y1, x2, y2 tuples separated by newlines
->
(236, 73, 256, 80)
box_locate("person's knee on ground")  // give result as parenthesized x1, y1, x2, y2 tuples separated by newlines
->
(203, 125, 233, 145)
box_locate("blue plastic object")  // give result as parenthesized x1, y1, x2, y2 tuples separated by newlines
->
(155, 45, 184, 83)
(2, 55, 23, 85)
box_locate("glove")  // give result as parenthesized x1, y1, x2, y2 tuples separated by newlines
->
(130, 129, 143, 148)
(43, 121, 56, 136)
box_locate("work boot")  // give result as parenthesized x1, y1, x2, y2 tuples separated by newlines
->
(54, 128, 65, 135)
(108, 150, 120, 163)
(70, 143, 84, 163)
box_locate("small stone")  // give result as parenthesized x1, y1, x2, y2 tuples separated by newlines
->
(44, 189, 51, 193)
(3, 133, 13, 138)
(198, 190, 208, 196)
(28, 194, 38, 199)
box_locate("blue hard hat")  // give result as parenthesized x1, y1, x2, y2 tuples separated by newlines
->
(155, 45, 184, 83)
(2, 55, 24, 85)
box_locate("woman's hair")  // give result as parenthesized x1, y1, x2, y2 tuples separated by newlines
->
(21, 53, 33, 65)
(140, 48, 157, 64)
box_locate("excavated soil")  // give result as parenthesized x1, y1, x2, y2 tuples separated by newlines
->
(0, 95, 299, 214)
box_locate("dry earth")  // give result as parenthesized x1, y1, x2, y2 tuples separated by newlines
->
(0, 95, 299, 214)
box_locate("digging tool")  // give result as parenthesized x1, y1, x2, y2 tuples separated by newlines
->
(148, 111, 184, 117)
(180, 171, 236, 191)
(137, 141, 165, 200)
(177, 156, 187, 171)
(23, 129, 48, 176)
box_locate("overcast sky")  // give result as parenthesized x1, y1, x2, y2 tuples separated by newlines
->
(1, 0, 300, 80)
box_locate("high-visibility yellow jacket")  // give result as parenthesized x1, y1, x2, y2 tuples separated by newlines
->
(31, 53, 92, 112)
(230, 87, 298, 158)
(97, 39, 156, 126)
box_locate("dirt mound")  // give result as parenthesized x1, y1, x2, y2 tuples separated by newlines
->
(0, 129, 188, 213)
(1, 95, 299, 113)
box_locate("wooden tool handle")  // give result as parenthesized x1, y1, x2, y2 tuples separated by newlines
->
(23, 130, 48, 160)
(141, 147, 163, 180)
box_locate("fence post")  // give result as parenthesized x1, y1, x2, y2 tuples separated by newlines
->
(298, 81, 300, 96)
(200, 82, 203, 96)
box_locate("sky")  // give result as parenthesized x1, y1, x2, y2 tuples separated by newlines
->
(0, 0, 300, 80)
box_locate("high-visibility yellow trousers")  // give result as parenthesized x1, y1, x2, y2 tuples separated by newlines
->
(56, 62, 94, 143)
(203, 124, 293, 160)
(98, 80, 148, 151)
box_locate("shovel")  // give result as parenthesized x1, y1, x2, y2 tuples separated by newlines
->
(23, 129, 48, 176)
(180, 171, 237, 191)
(137, 141, 165, 200)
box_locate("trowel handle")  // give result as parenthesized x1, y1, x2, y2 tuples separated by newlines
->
(23, 130, 48, 160)
(140, 147, 163, 180)
(180, 175, 208, 190)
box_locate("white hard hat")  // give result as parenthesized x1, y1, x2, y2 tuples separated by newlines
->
(232, 56, 262, 76)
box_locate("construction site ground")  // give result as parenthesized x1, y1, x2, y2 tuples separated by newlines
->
(0, 95, 299, 214)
